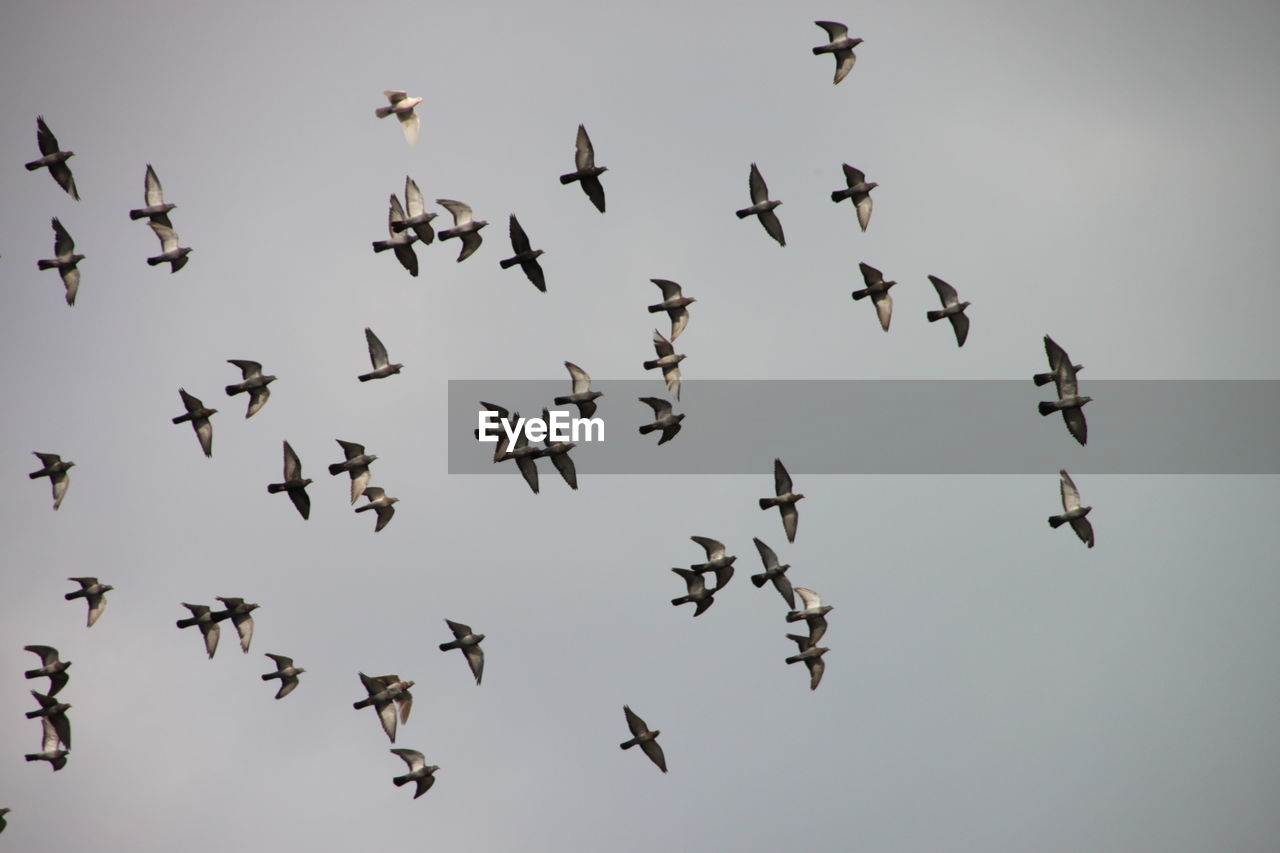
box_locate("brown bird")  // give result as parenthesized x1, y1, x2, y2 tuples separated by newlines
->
(619, 705, 667, 773)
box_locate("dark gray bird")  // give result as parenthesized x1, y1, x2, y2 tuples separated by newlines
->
(25, 117, 79, 200)
(831, 164, 877, 231)
(261, 653, 305, 699)
(638, 397, 684, 445)
(474, 402, 514, 461)
(37, 217, 84, 306)
(785, 634, 829, 690)
(643, 330, 685, 400)
(25, 691, 71, 750)
(750, 537, 795, 609)
(1037, 347, 1091, 446)
(29, 453, 74, 510)
(390, 176, 437, 243)
(559, 124, 607, 213)
(356, 487, 399, 532)
(358, 327, 403, 382)
(267, 441, 312, 520)
(24, 717, 68, 771)
(648, 279, 695, 341)
(176, 603, 221, 658)
(735, 163, 785, 246)
(498, 214, 546, 291)
(553, 362, 603, 418)
(354, 673, 415, 742)
(852, 262, 895, 332)
(146, 220, 191, 272)
(812, 21, 863, 85)
(436, 199, 488, 262)
(129, 164, 176, 224)
(759, 458, 803, 543)
(538, 408, 578, 490)
(374, 90, 422, 147)
(439, 619, 486, 685)
(1034, 335, 1084, 388)
(211, 597, 259, 653)
(23, 645, 71, 696)
(1049, 469, 1095, 548)
(371, 194, 420, 277)
(172, 388, 217, 457)
(620, 706, 666, 773)
(671, 568, 717, 616)
(65, 577, 113, 627)
(499, 412, 543, 494)
(225, 360, 276, 418)
(690, 536, 736, 590)
(0, 807, 9, 833)
(926, 275, 971, 347)
(785, 587, 833, 646)
(389, 749, 439, 799)
(329, 440, 378, 504)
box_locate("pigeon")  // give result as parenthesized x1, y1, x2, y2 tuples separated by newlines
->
(356, 487, 399, 532)
(750, 538, 796, 609)
(267, 441, 312, 520)
(926, 275, 971, 346)
(785, 634, 829, 690)
(371, 194, 420, 277)
(474, 402, 515, 461)
(129, 164, 175, 224)
(638, 397, 684, 445)
(436, 199, 488, 262)
(36, 218, 84, 306)
(172, 388, 217, 457)
(24, 717, 68, 771)
(812, 21, 863, 85)
(146, 220, 192, 272)
(1037, 350, 1092, 446)
(0, 807, 8, 834)
(538, 408, 578, 489)
(225, 360, 276, 418)
(28, 453, 74, 510)
(735, 163, 785, 247)
(851, 262, 895, 332)
(1034, 335, 1084, 388)
(439, 619, 486, 685)
(25, 691, 71, 749)
(690, 536, 736, 590)
(328, 440, 378, 503)
(643, 330, 685, 400)
(389, 749, 439, 799)
(176, 604, 221, 658)
(1049, 469, 1095, 548)
(648, 279, 696, 341)
(785, 588, 833, 646)
(759, 458, 804, 542)
(65, 577, 113, 627)
(211, 597, 258, 653)
(374, 90, 422, 146)
(498, 214, 546, 291)
(25, 117, 79, 200)
(354, 673, 415, 742)
(553, 361, 603, 418)
(23, 646, 71, 697)
(559, 124, 607, 213)
(499, 412, 543, 494)
(359, 327, 404, 382)
(390, 177, 437, 243)
(619, 706, 666, 773)
(671, 568, 717, 616)
(261, 654, 305, 700)
(831, 164, 877, 231)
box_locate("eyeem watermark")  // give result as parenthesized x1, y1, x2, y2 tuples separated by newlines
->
(477, 410, 605, 444)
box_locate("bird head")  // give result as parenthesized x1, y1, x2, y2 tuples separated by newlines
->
(299, 478, 314, 487)
(590, 390, 604, 400)
(295, 667, 307, 674)
(102, 584, 116, 593)
(850, 38, 864, 47)
(650, 729, 661, 738)
(675, 354, 688, 363)
(388, 497, 401, 506)
(207, 408, 220, 416)
(65, 461, 77, 470)
(796, 493, 806, 501)
(427, 765, 440, 774)
(866, 181, 879, 190)
(367, 454, 380, 464)
(673, 413, 686, 424)
(264, 375, 278, 385)
(960, 301, 971, 310)
(1079, 396, 1093, 406)
(474, 634, 486, 643)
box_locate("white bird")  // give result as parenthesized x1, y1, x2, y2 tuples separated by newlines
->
(375, 90, 422, 146)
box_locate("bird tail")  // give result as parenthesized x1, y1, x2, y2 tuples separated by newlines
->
(28, 470, 45, 479)
(225, 385, 243, 396)
(1032, 372, 1054, 387)
(64, 590, 84, 600)
(354, 504, 373, 513)
(559, 173, 578, 185)
(759, 498, 777, 510)
(37, 259, 57, 270)
(851, 288, 869, 301)
(371, 241, 391, 253)
(643, 359, 659, 370)
(1048, 515, 1066, 528)
(393, 774, 411, 787)
(784, 611, 803, 623)
(638, 423, 657, 435)
(171, 413, 192, 424)
(671, 596, 690, 606)
(750, 573, 768, 588)
(358, 373, 374, 383)
(267, 483, 287, 494)
(552, 395, 571, 405)
(926, 310, 945, 322)
(1037, 401, 1058, 416)
(261, 673, 277, 681)
(328, 463, 347, 476)
(620, 739, 637, 750)
(439, 641, 461, 651)
(146, 256, 163, 266)
(811, 46, 827, 56)
(353, 698, 371, 710)
(646, 303, 665, 313)
(128, 209, 148, 220)
(374, 106, 395, 118)
(176, 617, 198, 629)
(499, 257, 519, 269)
(831, 189, 850, 202)
(785, 653, 804, 664)
(734, 208, 752, 219)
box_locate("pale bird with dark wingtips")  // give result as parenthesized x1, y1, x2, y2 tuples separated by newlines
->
(172, 388, 217, 457)
(759, 458, 804, 542)
(267, 441, 312, 520)
(23, 645, 71, 696)
(620, 705, 667, 773)
(375, 90, 422, 146)
(852, 262, 895, 332)
(372, 194, 420, 278)
(37, 218, 84, 306)
(25, 691, 71, 750)
(1036, 338, 1091, 445)
(553, 362, 603, 418)
(926, 275, 971, 347)
(439, 619, 486, 685)
(559, 124, 607, 213)
(356, 487, 399, 532)
(750, 538, 795, 609)
(130, 164, 175, 223)
(735, 163, 785, 247)
(671, 568, 718, 616)
(785, 634, 829, 690)
(690, 536, 736, 590)
(499, 214, 547, 292)
(638, 397, 684, 445)
(648, 279, 696, 341)
(25, 717, 68, 771)
(261, 654, 305, 699)
(436, 199, 488, 262)
(644, 330, 685, 400)
(65, 577, 113, 627)
(812, 21, 863, 85)
(25, 116, 79, 200)
(176, 603, 221, 658)
(1049, 469, 1095, 548)
(390, 177, 437, 243)
(390, 749, 439, 799)
(225, 360, 276, 418)
(146, 220, 192, 272)
(328, 440, 378, 504)
(831, 164, 877, 231)
(359, 327, 403, 382)
(785, 587, 833, 646)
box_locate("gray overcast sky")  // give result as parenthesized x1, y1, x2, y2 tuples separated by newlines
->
(3, 1, 1279, 850)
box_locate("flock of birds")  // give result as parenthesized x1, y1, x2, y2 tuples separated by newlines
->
(7, 19, 1102, 831)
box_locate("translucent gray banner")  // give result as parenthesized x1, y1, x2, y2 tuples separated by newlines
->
(447, 380, 1280, 474)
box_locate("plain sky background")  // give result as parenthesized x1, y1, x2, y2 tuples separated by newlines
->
(3, 1, 1279, 850)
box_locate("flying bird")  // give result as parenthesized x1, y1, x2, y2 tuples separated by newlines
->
(643, 330, 685, 400)
(371, 194, 420, 277)
(375, 90, 422, 146)
(24, 717, 68, 771)
(750, 537, 795, 609)
(785, 634, 829, 690)
(25, 116, 79, 200)
(390, 176, 437, 243)
(553, 361, 603, 418)
(146, 220, 192, 272)
(29, 452, 75, 510)
(619, 706, 666, 773)
(23, 645, 71, 696)
(225, 360, 276, 418)
(389, 749, 439, 799)
(559, 124, 607, 213)
(129, 164, 175, 224)
(538, 408, 578, 489)
(354, 673, 415, 742)
(926, 275, 971, 347)
(690, 536, 736, 590)
(759, 458, 804, 542)
(735, 163, 785, 246)
(36, 217, 84, 306)
(1049, 469, 1095, 548)
(171, 389, 217, 458)
(328, 440, 378, 503)
(25, 691, 72, 750)
(498, 214, 546, 291)
(1034, 335, 1084, 388)
(670, 568, 717, 616)
(638, 397, 684, 445)
(499, 412, 543, 494)
(267, 441, 312, 520)
(1037, 347, 1091, 446)
(261, 654, 305, 700)
(65, 577, 113, 627)
(474, 402, 515, 461)
(0, 807, 9, 833)
(436, 199, 488, 262)
(439, 619, 486, 685)
(852, 262, 896, 331)
(785, 587, 833, 646)
(210, 597, 258, 653)
(812, 21, 863, 85)
(356, 487, 399, 532)
(648, 279, 695, 341)
(831, 164, 877, 231)
(176, 603, 221, 658)
(359, 327, 404, 382)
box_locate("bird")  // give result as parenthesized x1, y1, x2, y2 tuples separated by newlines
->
(354, 673, 414, 742)
(261, 654, 305, 699)
(830, 164, 877, 231)
(390, 176, 437, 243)
(474, 402, 515, 461)
(644, 330, 685, 400)
(129, 164, 176, 224)
(1034, 335, 1084, 388)
(25, 116, 79, 200)
(371, 194, 420, 277)
(23, 646, 71, 696)
(28, 452, 74, 510)
(210, 597, 258, 653)
(267, 441, 312, 520)
(65, 577, 113, 627)
(785, 634, 829, 690)
(0, 807, 9, 834)
(538, 408, 578, 490)
(498, 214, 546, 291)
(1037, 356, 1091, 447)
(176, 603, 221, 658)
(689, 536, 736, 590)
(499, 412, 543, 494)
(436, 199, 488, 262)
(25, 691, 72, 750)
(359, 327, 404, 382)
(750, 538, 796, 609)
(759, 458, 804, 543)
(735, 163, 785, 246)
(553, 361, 603, 418)
(785, 588, 833, 646)
(812, 21, 863, 85)
(439, 619, 486, 685)
(638, 397, 684, 445)
(172, 388, 217, 457)
(374, 90, 422, 146)
(356, 487, 399, 532)
(852, 262, 895, 332)
(225, 360, 276, 418)
(328, 440, 378, 503)
(146, 220, 192, 272)
(671, 568, 717, 616)
(619, 706, 666, 773)
(1049, 469, 1095, 548)
(559, 124, 607, 213)
(36, 217, 84, 306)
(648, 279, 696, 341)
(24, 717, 68, 771)
(926, 275, 971, 347)
(389, 749, 439, 799)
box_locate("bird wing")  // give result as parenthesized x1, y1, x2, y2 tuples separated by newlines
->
(51, 217, 74, 256)
(773, 458, 793, 495)
(36, 116, 60, 155)
(445, 619, 472, 640)
(69, 576, 97, 588)
(773, 573, 797, 609)
(928, 275, 958, 308)
(514, 454, 539, 494)
(638, 396, 672, 418)
(40, 716, 61, 752)
(245, 386, 270, 418)
(399, 110, 420, 147)
(387, 194, 409, 235)
(365, 327, 389, 369)
(456, 231, 483, 262)
(758, 209, 786, 246)
(855, 194, 873, 231)
(747, 162, 768, 204)
(436, 199, 473, 226)
(807, 655, 826, 690)
(350, 467, 371, 504)
(391, 748, 426, 772)
(1059, 470, 1082, 511)
(363, 486, 386, 503)
(550, 451, 577, 489)
(640, 738, 667, 773)
(781, 502, 799, 542)
(33, 452, 63, 468)
(565, 361, 592, 395)
(672, 567, 704, 594)
(753, 537, 779, 569)
(265, 653, 294, 669)
(1043, 335, 1069, 372)
(574, 123, 595, 170)
(652, 330, 674, 358)
(690, 536, 725, 561)
(85, 592, 107, 627)
(149, 220, 180, 253)
(873, 291, 893, 332)
(178, 388, 203, 413)
(201, 621, 221, 658)
(143, 164, 165, 206)
(337, 439, 366, 460)
(841, 163, 865, 186)
(377, 700, 398, 742)
(24, 645, 60, 667)
(228, 359, 263, 379)
(858, 262, 883, 287)
(463, 645, 485, 684)
(832, 49, 856, 84)
(374, 504, 396, 532)
(815, 20, 849, 41)
(794, 587, 823, 611)
(662, 363, 682, 400)
(1063, 406, 1088, 446)
(1071, 516, 1095, 548)
(508, 214, 531, 253)
(622, 705, 648, 738)
(384, 90, 408, 105)
(651, 278, 683, 300)
(949, 312, 970, 347)
(282, 440, 303, 480)
(581, 176, 606, 213)
(404, 177, 425, 217)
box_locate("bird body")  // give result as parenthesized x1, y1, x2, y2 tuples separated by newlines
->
(439, 619, 486, 684)
(785, 634, 829, 690)
(172, 388, 217, 457)
(637, 397, 684, 444)
(389, 176, 437, 243)
(552, 361, 603, 418)
(145, 220, 192, 272)
(498, 214, 546, 291)
(831, 163, 877, 231)
(750, 537, 795, 608)
(23, 645, 71, 696)
(925, 275, 971, 346)
(759, 458, 804, 542)
(65, 577, 113, 627)
(355, 487, 399, 532)
(851, 262, 895, 331)
(372, 194, 420, 277)
(25, 691, 72, 749)
(620, 706, 667, 772)
(1036, 337, 1091, 445)
(176, 603, 221, 658)
(225, 360, 276, 418)
(559, 124, 607, 212)
(36, 217, 84, 305)
(643, 330, 685, 400)
(25, 116, 79, 199)
(129, 164, 176, 222)
(375, 90, 422, 146)
(261, 653, 305, 699)
(359, 327, 403, 381)
(28, 452, 74, 509)
(648, 279, 695, 340)
(25, 717, 68, 771)
(329, 440, 378, 503)
(785, 587, 833, 646)
(390, 749, 439, 798)
(1049, 469, 1095, 548)
(736, 163, 785, 246)
(436, 199, 488, 262)
(812, 21, 863, 84)
(671, 567, 717, 616)
(267, 441, 312, 519)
